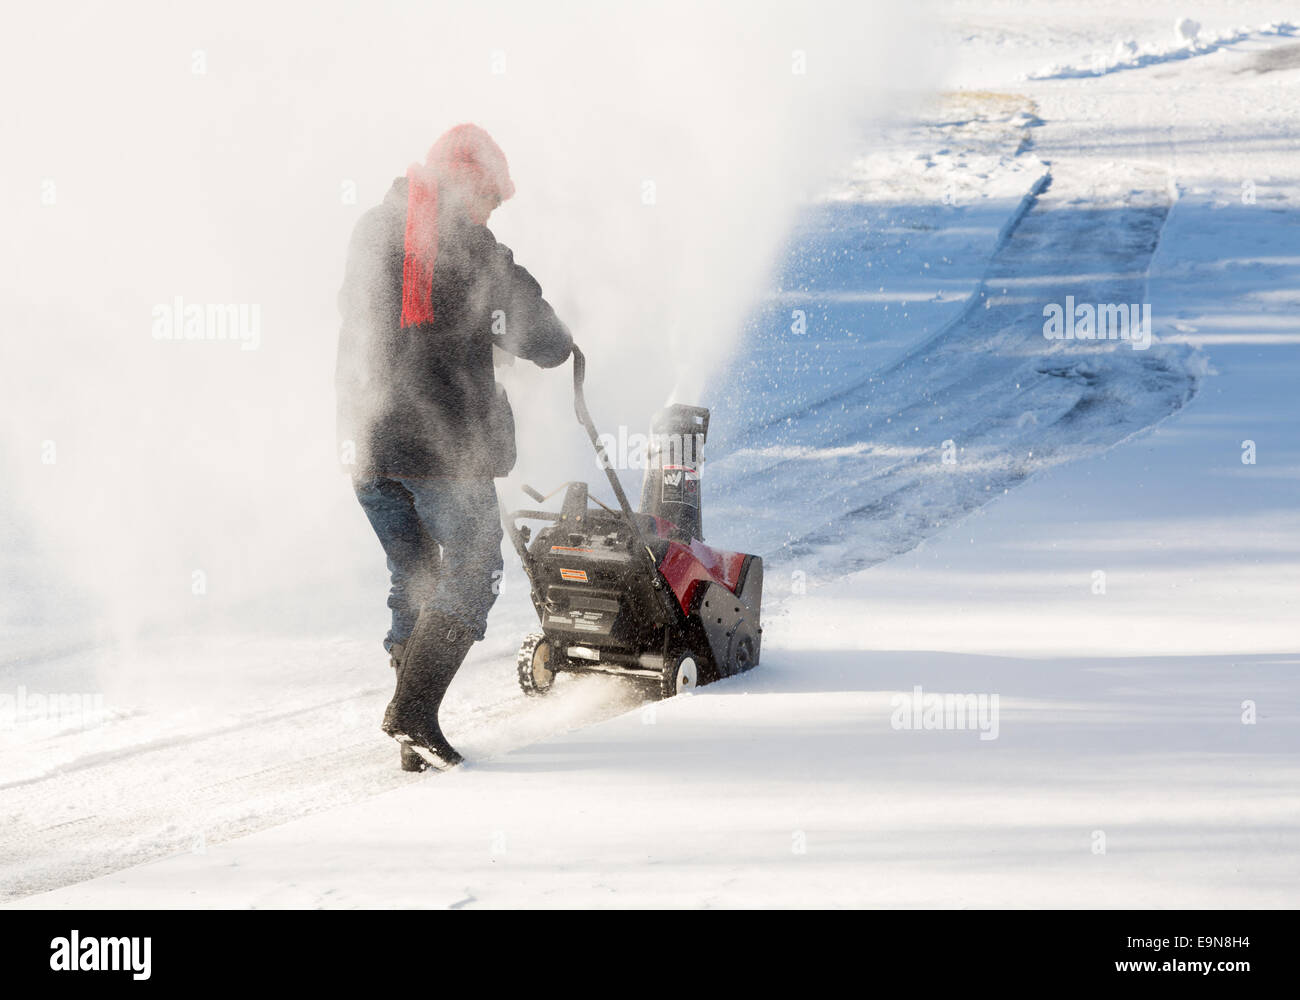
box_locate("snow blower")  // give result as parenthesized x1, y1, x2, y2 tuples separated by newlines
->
(505, 345, 763, 699)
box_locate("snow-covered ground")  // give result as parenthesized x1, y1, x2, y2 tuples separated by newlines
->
(5, 3, 1300, 907)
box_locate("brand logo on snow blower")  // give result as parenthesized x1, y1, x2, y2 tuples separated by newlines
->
(661, 466, 699, 506)
(559, 568, 589, 583)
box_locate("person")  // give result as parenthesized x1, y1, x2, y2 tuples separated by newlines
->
(335, 124, 572, 771)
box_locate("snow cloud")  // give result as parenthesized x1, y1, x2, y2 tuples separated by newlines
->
(0, 0, 938, 652)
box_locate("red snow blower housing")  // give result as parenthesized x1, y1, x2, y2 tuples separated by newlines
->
(505, 346, 763, 699)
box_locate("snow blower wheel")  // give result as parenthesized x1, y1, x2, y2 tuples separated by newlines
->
(733, 635, 756, 674)
(660, 651, 698, 699)
(517, 632, 555, 696)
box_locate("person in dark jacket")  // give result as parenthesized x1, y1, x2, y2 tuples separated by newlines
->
(336, 124, 572, 771)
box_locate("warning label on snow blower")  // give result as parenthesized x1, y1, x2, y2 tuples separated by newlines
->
(546, 609, 608, 633)
(559, 567, 589, 583)
(661, 465, 699, 506)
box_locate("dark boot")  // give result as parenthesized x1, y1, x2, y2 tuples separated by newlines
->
(387, 643, 422, 772)
(382, 610, 475, 770)
(387, 643, 431, 770)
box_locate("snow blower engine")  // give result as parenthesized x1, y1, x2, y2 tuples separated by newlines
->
(505, 345, 762, 699)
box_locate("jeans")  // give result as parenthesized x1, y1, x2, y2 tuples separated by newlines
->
(354, 476, 504, 648)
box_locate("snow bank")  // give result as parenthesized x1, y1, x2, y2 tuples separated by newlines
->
(1026, 20, 1297, 80)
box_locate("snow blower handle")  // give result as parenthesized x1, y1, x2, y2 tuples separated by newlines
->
(571, 342, 587, 409)
(570, 344, 637, 521)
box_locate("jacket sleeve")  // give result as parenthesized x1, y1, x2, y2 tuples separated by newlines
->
(489, 242, 573, 369)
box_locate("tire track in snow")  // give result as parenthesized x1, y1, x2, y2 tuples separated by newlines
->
(0, 640, 644, 903)
(708, 161, 1198, 579)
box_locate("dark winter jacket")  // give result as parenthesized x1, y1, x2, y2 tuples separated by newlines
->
(336, 177, 572, 479)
